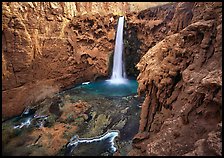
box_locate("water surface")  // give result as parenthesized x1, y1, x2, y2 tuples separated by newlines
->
(74, 79, 138, 97)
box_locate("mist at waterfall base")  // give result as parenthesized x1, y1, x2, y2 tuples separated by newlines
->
(75, 16, 138, 97)
(75, 79, 138, 97)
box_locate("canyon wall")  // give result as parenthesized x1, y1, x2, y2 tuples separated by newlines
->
(2, 2, 169, 119)
(2, 2, 222, 156)
(125, 3, 177, 77)
(2, 2, 115, 119)
(128, 2, 222, 156)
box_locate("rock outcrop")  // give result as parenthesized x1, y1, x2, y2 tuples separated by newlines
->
(125, 3, 177, 77)
(124, 2, 197, 77)
(130, 2, 222, 156)
(2, 3, 114, 119)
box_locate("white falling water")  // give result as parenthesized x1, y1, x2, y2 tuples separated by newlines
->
(108, 16, 127, 84)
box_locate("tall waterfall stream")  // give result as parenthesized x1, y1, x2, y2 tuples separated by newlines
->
(2, 16, 142, 156)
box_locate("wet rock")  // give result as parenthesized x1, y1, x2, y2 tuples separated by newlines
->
(82, 114, 111, 138)
(125, 3, 176, 77)
(121, 107, 129, 114)
(49, 96, 63, 117)
(81, 114, 89, 121)
(91, 111, 97, 119)
(206, 127, 222, 155)
(3, 75, 141, 156)
(2, 124, 18, 145)
(44, 115, 57, 127)
(113, 118, 127, 130)
(29, 148, 48, 156)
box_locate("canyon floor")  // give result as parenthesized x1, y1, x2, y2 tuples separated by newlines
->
(2, 80, 143, 156)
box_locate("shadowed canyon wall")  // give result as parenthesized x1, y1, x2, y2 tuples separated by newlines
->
(126, 2, 222, 156)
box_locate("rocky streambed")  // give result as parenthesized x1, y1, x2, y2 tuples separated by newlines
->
(2, 80, 143, 156)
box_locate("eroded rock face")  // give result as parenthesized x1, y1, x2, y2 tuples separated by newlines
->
(2, 2, 171, 120)
(2, 3, 116, 119)
(124, 3, 177, 77)
(130, 2, 222, 156)
(1, 2, 172, 119)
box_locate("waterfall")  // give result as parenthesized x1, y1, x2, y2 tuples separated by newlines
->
(108, 16, 127, 84)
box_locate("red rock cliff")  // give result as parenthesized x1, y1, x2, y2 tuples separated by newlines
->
(128, 2, 222, 156)
(2, 2, 169, 119)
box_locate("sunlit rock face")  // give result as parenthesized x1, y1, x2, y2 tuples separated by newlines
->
(129, 2, 222, 156)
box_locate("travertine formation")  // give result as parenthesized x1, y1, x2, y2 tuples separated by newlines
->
(128, 2, 222, 156)
(125, 3, 177, 76)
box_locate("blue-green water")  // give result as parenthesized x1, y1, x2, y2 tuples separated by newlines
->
(2, 78, 142, 156)
(73, 79, 138, 97)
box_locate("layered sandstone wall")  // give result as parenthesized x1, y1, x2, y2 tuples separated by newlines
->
(128, 2, 222, 156)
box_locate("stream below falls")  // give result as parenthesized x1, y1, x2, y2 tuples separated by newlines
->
(2, 79, 143, 156)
